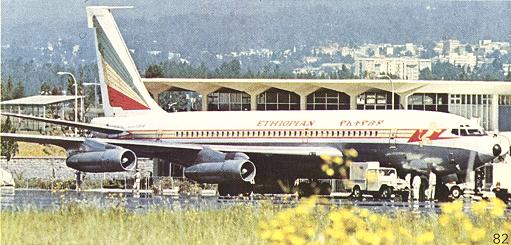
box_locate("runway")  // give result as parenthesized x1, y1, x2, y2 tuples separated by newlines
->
(2, 189, 509, 214)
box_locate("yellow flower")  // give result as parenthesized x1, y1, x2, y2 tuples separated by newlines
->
(321, 164, 329, 172)
(326, 168, 334, 176)
(359, 209, 370, 218)
(283, 225, 296, 234)
(417, 232, 435, 244)
(471, 201, 487, 217)
(289, 235, 306, 245)
(332, 156, 343, 165)
(320, 154, 331, 161)
(369, 214, 378, 223)
(271, 230, 285, 242)
(489, 198, 506, 218)
(345, 149, 359, 158)
(439, 215, 449, 226)
(462, 219, 473, 231)
(469, 228, 486, 242)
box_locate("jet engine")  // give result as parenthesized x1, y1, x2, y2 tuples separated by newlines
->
(66, 148, 137, 172)
(184, 159, 256, 184)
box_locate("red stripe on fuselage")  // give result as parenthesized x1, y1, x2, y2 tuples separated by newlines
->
(107, 86, 149, 110)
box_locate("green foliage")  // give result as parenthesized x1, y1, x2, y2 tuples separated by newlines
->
(1, 117, 19, 161)
(1, 204, 272, 245)
(40, 82, 51, 95)
(1, 76, 15, 100)
(145, 64, 164, 78)
(145, 59, 354, 80)
(420, 62, 507, 81)
(12, 81, 24, 99)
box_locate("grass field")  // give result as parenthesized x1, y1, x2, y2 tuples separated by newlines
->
(16, 142, 66, 157)
(1, 198, 510, 245)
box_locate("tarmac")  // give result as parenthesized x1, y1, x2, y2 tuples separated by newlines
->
(2, 189, 510, 214)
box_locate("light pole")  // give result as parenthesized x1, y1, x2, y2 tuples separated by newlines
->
(380, 74, 395, 110)
(57, 71, 78, 134)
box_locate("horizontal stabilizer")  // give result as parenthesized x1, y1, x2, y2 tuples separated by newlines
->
(1, 112, 125, 134)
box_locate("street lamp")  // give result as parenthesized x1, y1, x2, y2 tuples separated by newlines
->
(57, 71, 78, 134)
(380, 74, 395, 110)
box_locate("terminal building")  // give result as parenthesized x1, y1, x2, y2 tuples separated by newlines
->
(143, 78, 511, 132)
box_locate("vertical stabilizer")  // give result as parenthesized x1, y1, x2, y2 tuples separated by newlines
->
(86, 6, 164, 116)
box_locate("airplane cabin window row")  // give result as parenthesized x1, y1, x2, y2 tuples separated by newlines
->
(173, 130, 381, 138)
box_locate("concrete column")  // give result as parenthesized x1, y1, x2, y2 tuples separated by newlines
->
(492, 94, 499, 131)
(151, 92, 161, 103)
(201, 93, 208, 111)
(42, 106, 46, 133)
(347, 93, 359, 110)
(399, 93, 412, 110)
(250, 95, 258, 111)
(299, 93, 307, 110)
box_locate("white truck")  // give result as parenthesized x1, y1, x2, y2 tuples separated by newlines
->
(345, 162, 409, 200)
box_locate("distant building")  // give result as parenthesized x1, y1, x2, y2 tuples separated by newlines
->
(443, 39, 460, 55)
(435, 53, 477, 69)
(504, 64, 511, 77)
(0, 95, 84, 132)
(354, 57, 432, 80)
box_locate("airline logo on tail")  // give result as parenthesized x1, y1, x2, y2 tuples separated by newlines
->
(95, 18, 149, 110)
(87, 6, 164, 116)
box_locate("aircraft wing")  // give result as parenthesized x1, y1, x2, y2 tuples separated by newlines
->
(1, 112, 125, 134)
(0, 133, 342, 165)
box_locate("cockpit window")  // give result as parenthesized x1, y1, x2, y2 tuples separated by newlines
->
(467, 129, 486, 136)
(452, 128, 486, 136)
(451, 129, 459, 135)
(460, 129, 468, 136)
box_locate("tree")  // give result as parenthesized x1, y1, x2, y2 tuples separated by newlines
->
(40, 82, 51, 95)
(419, 67, 434, 80)
(1, 76, 15, 101)
(1, 117, 19, 161)
(13, 80, 25, 99)
(145, 64, 164, 78)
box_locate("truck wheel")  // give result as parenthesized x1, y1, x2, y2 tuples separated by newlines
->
(319, 182, 332, 196)
(379, 186, 393, 201)
(450, 186, 463, 199)
(298, 182, 313, 198)
(351, 185, 362, 200)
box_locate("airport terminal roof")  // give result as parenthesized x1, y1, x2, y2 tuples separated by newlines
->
(142, 78, 511, 95)
(0, 95, 84, 106)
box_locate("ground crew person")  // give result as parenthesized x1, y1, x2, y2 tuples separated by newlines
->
(133, 168, 141, 197)
(428, 171, 436, 201)
(412, 175, 421, 201)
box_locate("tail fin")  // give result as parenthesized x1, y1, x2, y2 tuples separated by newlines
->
(86, 6, 164, 117)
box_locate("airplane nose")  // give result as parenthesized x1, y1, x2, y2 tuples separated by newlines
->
(493, 144, 502, 157)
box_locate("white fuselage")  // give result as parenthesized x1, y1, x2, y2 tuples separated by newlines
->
(91, 109, 498, 160)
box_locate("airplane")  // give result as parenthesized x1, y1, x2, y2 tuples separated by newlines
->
(1, 6, 508, 197)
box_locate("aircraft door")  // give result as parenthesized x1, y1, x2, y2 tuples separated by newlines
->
(389, 129, 397, 149)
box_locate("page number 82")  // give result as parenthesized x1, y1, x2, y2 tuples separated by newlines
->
(494, 233, 509, 244)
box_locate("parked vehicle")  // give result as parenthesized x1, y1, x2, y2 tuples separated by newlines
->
(344, 162, 409, 200)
